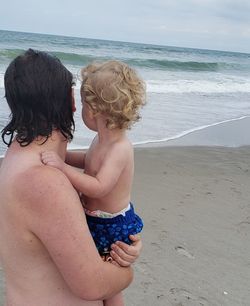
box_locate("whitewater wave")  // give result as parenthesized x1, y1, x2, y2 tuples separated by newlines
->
(1, 72, 250, 94)
(146, 79, 250, 94)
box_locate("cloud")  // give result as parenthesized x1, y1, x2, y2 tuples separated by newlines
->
(0, 0, 249, 52)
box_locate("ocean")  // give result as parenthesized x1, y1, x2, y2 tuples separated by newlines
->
(0, 29, 250, 155)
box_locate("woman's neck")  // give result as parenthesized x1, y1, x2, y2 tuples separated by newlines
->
(12, 130, 68, 160)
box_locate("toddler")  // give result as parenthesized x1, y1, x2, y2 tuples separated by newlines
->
(41, 60, 146, 306)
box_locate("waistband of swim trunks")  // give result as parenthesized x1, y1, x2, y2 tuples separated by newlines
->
(84, 203, 131, 218)
(85, 203, 136, 224)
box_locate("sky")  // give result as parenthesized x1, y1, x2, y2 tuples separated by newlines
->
(0, 0, 250, 53)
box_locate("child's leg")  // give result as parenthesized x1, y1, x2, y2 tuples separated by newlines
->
(104, 292, 124, 306)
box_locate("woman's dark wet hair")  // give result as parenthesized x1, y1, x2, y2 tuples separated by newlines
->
(2, 48, 75, 146)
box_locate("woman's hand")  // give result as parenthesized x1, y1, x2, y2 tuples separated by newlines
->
(110, 234, 142, 267)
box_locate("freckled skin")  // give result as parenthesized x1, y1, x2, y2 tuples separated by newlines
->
(0, 131, 133, 306)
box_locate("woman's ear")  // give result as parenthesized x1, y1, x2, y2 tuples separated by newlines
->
(71, 88, 76, 112)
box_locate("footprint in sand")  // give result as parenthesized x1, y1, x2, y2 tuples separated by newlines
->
(230, 186, 241, 195)
(150, 219, 157, 228)
(237, 217, 250, 226)
(236, 217, 250, 235)
(159, 230, 168, 241)
(136, 261, 156, 281)
(169, 288, 210, 306)
(150, 242, 162, 251)
(205, 191, 212, 195)
(175, 246, 195, 259)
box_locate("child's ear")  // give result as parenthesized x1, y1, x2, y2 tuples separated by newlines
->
(71, 88, 76, 112)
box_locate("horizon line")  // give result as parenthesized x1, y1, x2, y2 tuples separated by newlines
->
(1, 28, 249, 56)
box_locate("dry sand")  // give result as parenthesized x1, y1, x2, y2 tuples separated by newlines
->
(125, 145, 250, 306)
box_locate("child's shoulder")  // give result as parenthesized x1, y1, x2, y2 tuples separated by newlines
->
(114, 136, 132, 150)
(108, 137, 133, 158)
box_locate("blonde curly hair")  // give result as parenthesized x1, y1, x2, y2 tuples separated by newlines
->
(80, 60, 146, 130)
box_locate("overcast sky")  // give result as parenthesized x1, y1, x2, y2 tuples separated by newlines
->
(1, 0, 250, 53)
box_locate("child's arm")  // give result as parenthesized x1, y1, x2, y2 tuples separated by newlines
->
(41, 144, 129, 198)
(65, 151, 86, 169)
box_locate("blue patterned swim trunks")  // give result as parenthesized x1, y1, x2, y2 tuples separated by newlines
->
(86, 204, 143, 255)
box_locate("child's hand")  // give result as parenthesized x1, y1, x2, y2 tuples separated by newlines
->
(110, 234, 142, 267)
(41, 151, 65, 171)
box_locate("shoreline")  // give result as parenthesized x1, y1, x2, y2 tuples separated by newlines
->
(134, 115, 250, 148)
(0, 116, 250, 158)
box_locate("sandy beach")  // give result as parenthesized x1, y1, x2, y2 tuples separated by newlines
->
(125, 145, 250, 306)
(0, 119, 250, 306)
(126, 118, 250, 306)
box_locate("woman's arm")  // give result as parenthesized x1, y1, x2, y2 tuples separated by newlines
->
(17, 166, 133, 301)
